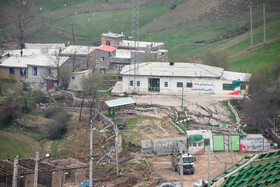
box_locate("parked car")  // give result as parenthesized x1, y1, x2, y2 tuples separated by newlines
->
(156, 182, 181, 187)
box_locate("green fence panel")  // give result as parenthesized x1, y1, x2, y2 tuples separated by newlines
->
(228, 135, 240, 151)
(213, 135, 225, 151)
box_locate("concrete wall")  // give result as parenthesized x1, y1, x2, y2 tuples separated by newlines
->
(122, 75, 246, 95)
(141, 137, 187, 155)
(68, 70, 91, 90)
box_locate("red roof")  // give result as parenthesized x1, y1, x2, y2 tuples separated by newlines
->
(97, 45, 117, 52)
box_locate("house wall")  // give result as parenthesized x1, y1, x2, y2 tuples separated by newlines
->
(101, 36, 123, 47)
(95, 50, 110, 73)
(0, 67, 27, 80)
(68, 70, 91, 90)
(122, 75, 248, 95)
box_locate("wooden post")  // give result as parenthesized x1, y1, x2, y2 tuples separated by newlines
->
(114, 121, 120, 176)
(12, 155, 19, 187)
(33, 152, 39, 187)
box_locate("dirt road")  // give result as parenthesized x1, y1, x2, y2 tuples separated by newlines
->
(146, 151, 247, 187)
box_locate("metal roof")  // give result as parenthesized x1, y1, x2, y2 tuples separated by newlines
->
(101, 32, 124, 38)
(0, 56, 69, 68)
(118, 40, 164, 48)
(121, 62, 224, 78)
(105, 97, 135, 108)
(60, 45, 98, 55)
(97, 45, 117, 52)
(221, 71, 251, 82)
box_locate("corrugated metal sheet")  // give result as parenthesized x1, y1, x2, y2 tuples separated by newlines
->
(121, 62, 224, 78)
(105, 97, 135, 108)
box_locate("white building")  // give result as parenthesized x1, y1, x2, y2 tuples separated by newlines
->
(0, 55, 69, 91)
(113, 62, 251, 95)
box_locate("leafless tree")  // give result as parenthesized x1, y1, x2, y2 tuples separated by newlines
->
(79, 72, 102, 121)
(10, 0, 36, 49)
(42, 53, 71, 90)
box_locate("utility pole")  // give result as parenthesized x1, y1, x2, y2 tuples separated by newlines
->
(179, 142, 184, 187)
(33, 152, 39, 187)
(71, 24, 76, 45)
(181, 87, 184, 117)
(263, 3, 266, 44)
(207, 147, 211, 187)
(250, 3, 254, 49)
(114, 120, 120, 176)
(12, 155, 19, 187)
(89, 120, 93, 187)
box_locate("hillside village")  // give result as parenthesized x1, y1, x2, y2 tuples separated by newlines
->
(0, 0, 280, 187)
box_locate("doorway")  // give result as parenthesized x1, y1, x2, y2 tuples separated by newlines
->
(148, 78, 160, 92)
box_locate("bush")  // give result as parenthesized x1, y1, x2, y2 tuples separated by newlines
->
(44, 106, 70, 139)
(44, 106, 62, 118)
(45, 121, 67, 139)
(0, 103, 18, 128)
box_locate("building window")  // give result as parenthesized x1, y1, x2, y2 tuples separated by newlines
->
(164, 82, 168, 87)
(186, 82, 193, 88)
(177, 82, 183, 87)
(32, 67, 37, 76)
(106, 40, 111, 46)
(120, 65, 123, 70)
(130, 80, 133, 86)
(137, 81, 140, 86)
(20, 68, 26, 76)
(9, 68, 15, 75)
(223, 83, 235, 90)
(72, 76, 75, 79)
(100, 57, 105, 61)
(48, 68, 52, 75)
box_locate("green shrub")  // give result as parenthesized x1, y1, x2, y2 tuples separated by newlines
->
(46, 121, 67, 139)
(0, 103, 18, 128)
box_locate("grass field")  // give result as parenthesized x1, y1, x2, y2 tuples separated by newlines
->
(0, 131, 40, 160)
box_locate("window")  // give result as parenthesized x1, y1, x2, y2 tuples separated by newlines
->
(137, 81, 140, 86)
(164, 82, 168, 87)
(193, 143, 197, 147)
(32, 67, 37, 76)
(177, 82, 183, 87)
(20, 68, 26, 76)
(120, 65, 123, 70)
(100, 57, 105, 61)
(9, 68, 15, 75)
(72, 76, 75, 79)
(106, 40, 111, 46)
(186, 82, 193, 88)
(130, 80, 133, 86)
(223, 83, 235, 90)
(48, 68, 52, 75)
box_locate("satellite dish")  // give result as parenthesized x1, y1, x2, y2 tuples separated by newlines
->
(45, 153, 50, 158)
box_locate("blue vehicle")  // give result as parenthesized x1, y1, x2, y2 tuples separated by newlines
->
(80, 180, 94, 187)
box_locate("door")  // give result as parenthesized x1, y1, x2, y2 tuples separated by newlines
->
(240, 84, 246, 95)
